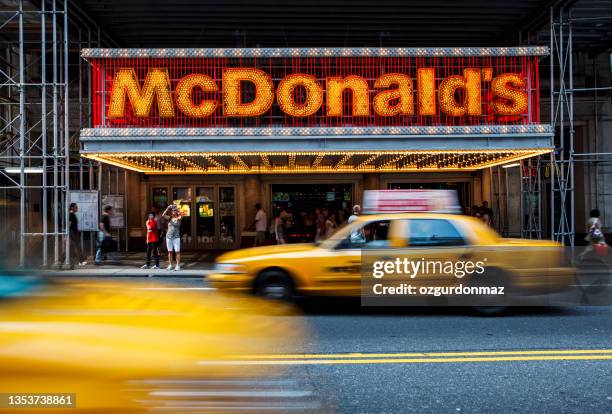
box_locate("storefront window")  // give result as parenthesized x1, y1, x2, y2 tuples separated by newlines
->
(196, 187, 215, 246)
(152, 187, 168, 210)
(219, 186, 236, 246)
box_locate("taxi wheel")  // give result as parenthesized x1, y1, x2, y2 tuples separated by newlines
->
(469, 268, 511, 316)
(255, 270, 294, 301)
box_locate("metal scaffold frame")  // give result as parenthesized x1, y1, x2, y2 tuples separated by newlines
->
(0, 0, 109, 267)
(549, 5, 575, 246)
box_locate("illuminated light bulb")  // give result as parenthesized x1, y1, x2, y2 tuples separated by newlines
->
(416, 68, 436, 116)
(276, 74, 323, 117)
(438, 68, 482, 117)
(491, 73, 528, 115)
(175, 74, 218, 118)
(326, 76, 369, 116)
(108, 68, 174, 118)
(373, 73, 414, 116)
(222, 68, 274, 116)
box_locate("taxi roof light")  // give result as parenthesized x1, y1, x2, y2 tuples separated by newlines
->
(362, 189, 462, 215)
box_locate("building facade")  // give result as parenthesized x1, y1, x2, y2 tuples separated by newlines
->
(80, 47, 551, 249)
(1, 1, 610, 266)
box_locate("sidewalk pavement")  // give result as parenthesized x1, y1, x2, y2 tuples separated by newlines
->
(41, 251, 216, 278)
(43, 267, 211, 278)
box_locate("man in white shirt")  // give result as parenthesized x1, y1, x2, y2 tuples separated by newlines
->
(348, 204, 361, 224)
(253, 203, 267, 246)
(348, 205, 365, 243)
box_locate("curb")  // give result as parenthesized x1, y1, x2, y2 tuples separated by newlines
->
(39, 269, 211, 279)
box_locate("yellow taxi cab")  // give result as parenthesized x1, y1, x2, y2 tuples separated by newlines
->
(0, 276, 312, 413)
(209, 211, 575, 302)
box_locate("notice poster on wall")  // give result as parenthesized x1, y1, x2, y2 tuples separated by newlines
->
(68, 191, 99, 231)
(102, 195, 125, 228)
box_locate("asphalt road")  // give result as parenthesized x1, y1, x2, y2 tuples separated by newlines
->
(69, 276, 612, 413)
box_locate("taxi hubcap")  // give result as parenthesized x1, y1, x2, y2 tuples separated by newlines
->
(262, 284, 288, 299)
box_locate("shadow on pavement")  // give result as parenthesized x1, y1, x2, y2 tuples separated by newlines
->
(295, 297, 582, 317)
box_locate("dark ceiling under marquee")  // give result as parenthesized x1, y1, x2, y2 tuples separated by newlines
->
(74, 0, 612, 51)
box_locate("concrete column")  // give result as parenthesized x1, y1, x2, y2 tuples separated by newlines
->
(473, 172, 482, 206)
(243, 175, 263, 224)
(506, 167, 522, 237)
(362, 173, 381, 190)
(125, 171, 145, 250)
(481, 168, 492, 205)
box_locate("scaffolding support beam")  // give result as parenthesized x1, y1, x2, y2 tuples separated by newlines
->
(0, 0, 107, 268)
(549, 5, 575, 246)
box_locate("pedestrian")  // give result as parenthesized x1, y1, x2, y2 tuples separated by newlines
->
(274, 209, 285, 244)
(325, 212, 337, 238)
(152, 206, 165, 258)
(348, 204, 361, 224)
(95, 205, 116, 265)
(142, 211, 160, 269)
(253, 203, 267, 246)
(315, 207, 325, 241)
(163, 205, 182, 271)
(348, 204, 365, 243)
(472, 205, 481, 219)
(67, 203, 86, 269)
(579, 209, 607, 261)
(481, 201, 493, 225)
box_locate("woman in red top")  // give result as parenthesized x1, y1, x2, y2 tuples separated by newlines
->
(142, 212, 160, 269)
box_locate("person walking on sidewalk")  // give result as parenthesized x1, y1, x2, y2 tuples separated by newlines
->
(67, 203, 87, 269)
(142, 212, 160, 269)
(579, 209, 607, 261)
(253, 203, 267, 246)
(163, 205, 182, 271)
(95, 205, 116, 265)
(274, 209, 285, 244)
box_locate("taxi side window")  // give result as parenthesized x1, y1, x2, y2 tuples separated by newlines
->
(336, 220, 391, 249)
(408, 219, 465, 247)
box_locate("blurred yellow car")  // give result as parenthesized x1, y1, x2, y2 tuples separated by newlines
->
(209, 213, 574, 301)
(0, 276, 317, 414)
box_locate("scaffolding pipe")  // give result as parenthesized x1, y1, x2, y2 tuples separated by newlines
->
(568, 8, 575, 247)
(520, 160, 524, 237)
(41, 0, 48, 267)
(550, 7, 555, 241)
(18, 0, 25, 267)
(558, 6, 565, 243)
(88, 27, 94, 258)
(64, 0, 70, 265)
(52, 0, 59, 265)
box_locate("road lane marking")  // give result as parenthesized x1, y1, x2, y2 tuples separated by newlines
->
(199, 349, 612, 365)
(236, 348, 612, 360)
(200, 354, 612, 366)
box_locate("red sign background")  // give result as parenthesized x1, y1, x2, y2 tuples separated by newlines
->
(90, 55, 540, 129)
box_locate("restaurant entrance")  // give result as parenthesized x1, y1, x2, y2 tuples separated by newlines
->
(150, 184, 239, 250)
(270, 183, 354, 243)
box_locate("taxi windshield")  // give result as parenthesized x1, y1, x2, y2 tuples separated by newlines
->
(318, 220, 362, 248)
(320, 218, 391, 250)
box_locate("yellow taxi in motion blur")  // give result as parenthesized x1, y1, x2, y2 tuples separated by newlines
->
(209, 212, 575, 302)
(0, 276, 313, 414)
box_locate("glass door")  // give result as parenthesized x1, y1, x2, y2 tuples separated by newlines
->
(195, 186, 216, 248)
(219, 186, 237, 249)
